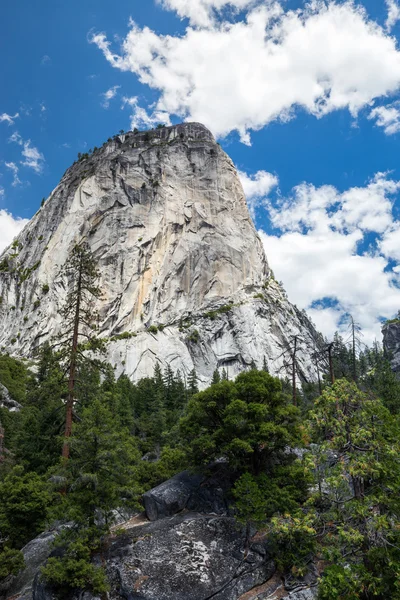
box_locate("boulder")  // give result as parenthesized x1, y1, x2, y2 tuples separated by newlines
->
(143, 466, 231, 521)
(3, 530, 58, 600)
(0, 382, 22, 412)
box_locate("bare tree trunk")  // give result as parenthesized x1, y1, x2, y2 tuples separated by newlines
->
(316, 356, 322, 395)
(292, 336, 297, 406)
(351, 316, 357, 382)
(328, 343, 335, 385)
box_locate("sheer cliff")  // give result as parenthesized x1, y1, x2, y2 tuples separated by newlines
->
(0, 123, 323, 387)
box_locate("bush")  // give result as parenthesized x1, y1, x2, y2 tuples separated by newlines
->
(0, 547, 24, 580)
(41, 529, 108, 596)
(187, 329, 200, 343)
(203, 304, 234, 320)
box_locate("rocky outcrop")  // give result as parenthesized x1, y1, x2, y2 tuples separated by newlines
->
(2, 467, 320, 600)
(2, 530, 59, 600)
(0, 122, 324, 387)
(143, 466, 231, 521)
(383, 320, 400, 377)
(0, 382, 22, 412)
(4, 514, 316, 600)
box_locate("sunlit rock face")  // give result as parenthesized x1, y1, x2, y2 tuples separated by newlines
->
(0, 123, 323, 387)
(383, 321, 400, 377)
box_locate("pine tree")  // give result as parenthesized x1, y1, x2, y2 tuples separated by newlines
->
(57, 243, 103, 460)
(211, 369, 221, 384)
(187, 369, 199, 397)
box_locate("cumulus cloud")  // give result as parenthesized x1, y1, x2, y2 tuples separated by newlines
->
(91, 1, 400, 143)
(121, 96, 171, 130)
(386, 0, 400, 31)
(0, 210, 29, 253)
(368, 102, 400, 134)
(157, 0, 256, 27)
(101, 85, 120, 108)
(238, 169, 278, 218)
(5, 162, 21, 187)
(257, 173, 400, 345)
(0, 112, 19, 125)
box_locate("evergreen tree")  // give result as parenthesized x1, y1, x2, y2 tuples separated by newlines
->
(271, 380, 400, 599)
(180, 370, 301, 476)
(211, 369, 221, 384)
(187, 369, 199, 397)
(15, 345, 66, 473)
(57, 243, 103, 459)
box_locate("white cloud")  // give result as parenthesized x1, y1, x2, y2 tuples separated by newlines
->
(91, 1, 400, 143)
(9, 132, 45, 173)
(238, 169, 278, 218)
(121, 96, 171, 130)
(9, 131, 23, 145)
(0, 210, 29, 253)
(5, 162, 21, 187)
(380, 222, 400, 260)
(21, 141, 45, 173)
(368, 102, 400, 134)
(257, 173, 400, 345)
(157, 0, 256, 27)
(41, 55, 51, 66)
(101, 85, 120, 108)
(386, 0, 400, 31)
(0, 112, 19, 126)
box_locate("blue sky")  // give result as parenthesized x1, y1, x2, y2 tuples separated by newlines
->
(1, 0, 400, 344)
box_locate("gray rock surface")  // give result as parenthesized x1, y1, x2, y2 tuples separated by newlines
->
(382, 320, 400, 377)
(0, 122, 324, 387)
(3, 530, 58, 600)
(2, 511, 319, 600)
(143, 467, 231, 521)
(0, 382, 22, 411)
(105, 513, 275, 600)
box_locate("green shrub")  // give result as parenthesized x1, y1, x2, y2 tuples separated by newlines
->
(42, 284, 49, 294)
(0, 548, 24, 580)
(0, 259, 9, 272)
(187, 329, 200, 343)
(148, 325, 158, 334)
(41, 529, 108, 596)
(203, 304, 233, 320)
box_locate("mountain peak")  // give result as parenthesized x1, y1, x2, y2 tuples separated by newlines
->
(0, 125, 323, 387)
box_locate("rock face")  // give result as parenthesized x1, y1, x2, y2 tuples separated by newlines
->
(382, 321, 400, 377)
(0, 123, 323, 387)
(0, 382, 22, 412)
